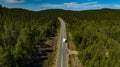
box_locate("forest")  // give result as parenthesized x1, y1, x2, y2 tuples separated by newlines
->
(0, 5, 59, 67)
(0, 4, 120, 67)
(60, 8, 120, 67)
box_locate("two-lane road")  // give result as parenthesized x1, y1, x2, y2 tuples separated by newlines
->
(57, 17, 67, 67)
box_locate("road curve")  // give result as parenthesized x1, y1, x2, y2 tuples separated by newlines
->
(57, 17, 67, 67)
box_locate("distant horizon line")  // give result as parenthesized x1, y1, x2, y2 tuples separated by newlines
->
(1, 4, 120, 12)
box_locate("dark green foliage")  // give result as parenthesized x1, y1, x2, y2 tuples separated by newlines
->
(60, 9, 120, 67)
(0, 5, 120, 67)
(0, 6, 59, 67)
(39, 8, 120, 67)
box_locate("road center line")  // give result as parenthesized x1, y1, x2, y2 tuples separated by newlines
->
(62, 42, 63, 48)
(61, 56, 63, 67)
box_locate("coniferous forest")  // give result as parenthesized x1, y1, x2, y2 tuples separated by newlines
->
(61, 9, 120, 67)
(0, 5, 59, 67)
(0, 4, 120, 67)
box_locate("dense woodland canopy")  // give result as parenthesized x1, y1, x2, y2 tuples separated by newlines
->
(0, 5, 120, 67)
(0, 5, 59, 67)
(43, 8, 120, 67)
(60, 8, 120, 67)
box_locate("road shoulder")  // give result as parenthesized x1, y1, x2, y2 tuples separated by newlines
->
(67, 32, 83, 67)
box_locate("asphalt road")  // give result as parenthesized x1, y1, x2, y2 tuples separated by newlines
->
(57, 17, 67, 67)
